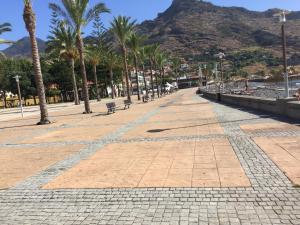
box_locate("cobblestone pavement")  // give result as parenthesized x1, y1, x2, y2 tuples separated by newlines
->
(0, 89, 300, 225)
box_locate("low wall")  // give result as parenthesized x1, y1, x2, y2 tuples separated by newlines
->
(202, 91, 300, 120)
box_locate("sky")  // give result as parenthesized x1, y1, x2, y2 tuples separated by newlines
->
(1, 0, 300, 50)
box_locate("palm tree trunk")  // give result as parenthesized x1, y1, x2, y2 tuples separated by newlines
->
(159, 68, 163, 95)
(93, 64, 101, 102)
(149, 61, 155, 98)
(69, 58, 80, 105)
(122, 46, 131, 102)
(76, 35, 91, 113)
(162, 68, 166, 93)
(134, 55, 141, 101)
(142, 64, 148, 96)
(30, 34, 50, 124)
(109, 67, 115, 99)
(154, 64, 160, 98)
(3, 90, 7, 108)
(23, 2, 50, 125)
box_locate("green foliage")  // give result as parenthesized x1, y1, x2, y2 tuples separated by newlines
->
(0, 58, 36, 98)
(227, 48, 280, 68)
(111, 16, 136, 48)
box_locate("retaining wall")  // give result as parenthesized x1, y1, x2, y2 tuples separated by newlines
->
(202, 91, 300, 120)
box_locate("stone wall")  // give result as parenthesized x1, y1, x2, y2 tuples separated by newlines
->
(202, 91, 300, 120)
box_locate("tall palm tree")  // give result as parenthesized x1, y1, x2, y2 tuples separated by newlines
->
(0, 23, 13, 45)
(172, 57, 181, 85)
(145, 44, 160, 98)
(47, 22, 80, 105)
(86, 45, 102, 101)
(156, 52, 168, 94)
(49, 0, 110, 114)
(105, 50, 120, 99)
(139, 47, 149, 97)
(23, 0, 50, 125)
(111, 16, 136, 102)
(127, 33, 144, 101)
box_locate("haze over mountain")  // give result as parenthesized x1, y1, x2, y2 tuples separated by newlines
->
(138, 0, 300, 61)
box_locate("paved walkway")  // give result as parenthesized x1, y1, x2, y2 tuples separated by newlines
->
(0, 88, 300, 225)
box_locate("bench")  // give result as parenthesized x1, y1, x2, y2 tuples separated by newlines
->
(142, 95, 150, 103)
(124, 100, 132, 109)
(106, 102, 116, 114)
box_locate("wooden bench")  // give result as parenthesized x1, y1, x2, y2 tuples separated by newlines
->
(106, 102, 116, 114)
(124, 100, 132, 109)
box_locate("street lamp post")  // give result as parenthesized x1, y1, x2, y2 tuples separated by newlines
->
(14, 75, 24, 118)
(215, 52, 225, 93)
(280, 11, 289, 98)
(198, 65, 203, 87)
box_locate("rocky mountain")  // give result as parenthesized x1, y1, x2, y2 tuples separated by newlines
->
(138, 0, 300, 61)
(1, 37, 46, 58)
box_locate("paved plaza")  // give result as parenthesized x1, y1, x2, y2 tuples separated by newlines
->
(0, 88, 300, 224)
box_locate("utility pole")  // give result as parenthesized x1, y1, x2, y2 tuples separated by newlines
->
(215, 52, 225, 93)
(280, 11, 289, 98)
(198, 65, 203, 87)
(14, 75, 24, 118)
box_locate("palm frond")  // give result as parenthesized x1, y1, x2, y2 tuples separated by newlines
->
(0, 22, 12, 35)
(85, 2, 110, 25)
(49, 2, 74, 29)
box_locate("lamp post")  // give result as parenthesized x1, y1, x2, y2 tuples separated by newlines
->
(280, 11, 289, 98)
(198, 65, 203, 87)
(13, 75, 24, 118)
(215, 52, 225, 92)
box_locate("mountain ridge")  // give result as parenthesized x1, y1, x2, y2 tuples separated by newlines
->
(138, 0, 300, 61)
(1, 37, 46, 58)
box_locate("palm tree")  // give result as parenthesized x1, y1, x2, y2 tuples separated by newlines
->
(49, 0, 110, 114)
(111, 16, 136, 102)
(172, 57, 181, 85)
(127, 33, 144, 101)
(47, 22, 80, 105)
(105, 50, 120, 99)
(139, 47, 149, 97)
(0, 23, 13, 45)
(23, 0, 50, 125)
(156, 52, 168, 94)
(86, 45, 102, 101)
(145, 44, 160, 98)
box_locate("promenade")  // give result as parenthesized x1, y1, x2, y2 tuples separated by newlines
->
(0, 88, 300, 225)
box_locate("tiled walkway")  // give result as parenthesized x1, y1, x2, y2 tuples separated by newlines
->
(0, 88, 300, 225)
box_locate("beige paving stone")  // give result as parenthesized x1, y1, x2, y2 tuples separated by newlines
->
(193, 168, 219, 180)
(241, 122, 300, 133)
(44, 138, 250, 189)
(21, 125, 120, 144)
(253, 136, 300, 186)
(0, 145, 83, 189)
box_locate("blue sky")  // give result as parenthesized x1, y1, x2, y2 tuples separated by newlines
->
(1, 0, 300, 50)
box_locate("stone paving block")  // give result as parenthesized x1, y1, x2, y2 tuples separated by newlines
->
(0, 145, 83, 189)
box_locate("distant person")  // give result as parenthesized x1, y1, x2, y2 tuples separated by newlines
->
(245, 79, 249, 91)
